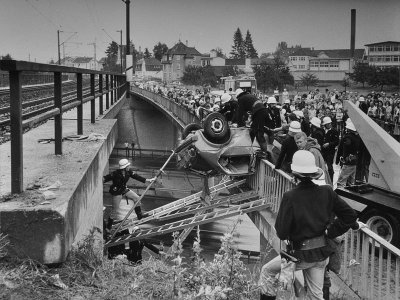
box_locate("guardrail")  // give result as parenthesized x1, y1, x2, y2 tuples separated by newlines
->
(112, 147, 174, 159)
(249, 159, 400, 299)
(0, 60, 126, 193)
(130, 85, 200, 129)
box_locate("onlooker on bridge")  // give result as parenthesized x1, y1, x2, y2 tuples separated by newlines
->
(259, 150, 362, 300)
(275, 121, 302, 173)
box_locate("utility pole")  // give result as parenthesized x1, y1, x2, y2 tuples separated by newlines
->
(122, 0, 131, 98)
(117, 30, 123, 73)
(57, 29, 62, 65)
(88, 41, 97, 70)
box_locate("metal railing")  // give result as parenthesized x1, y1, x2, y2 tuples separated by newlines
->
(248, 159, 400, 299)
(0, 60, 126, 193)
(130, 85, 200, 129)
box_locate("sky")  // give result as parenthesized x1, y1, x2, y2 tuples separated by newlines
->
(1, 0, 400, 63)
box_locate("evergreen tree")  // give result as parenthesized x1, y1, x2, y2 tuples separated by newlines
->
(0, 54, 12, 60)
(350, 61, 373, 87)
(153, 42, 168, 61)
(244, 30, 258, 58)
(299, 73, 319, 90)
(144, 47, 151, 58)
(103, 41, 119, 72)
(230, 28, 245, 59)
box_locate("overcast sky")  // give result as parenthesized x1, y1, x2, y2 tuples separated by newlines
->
(1, 0, 400, 63)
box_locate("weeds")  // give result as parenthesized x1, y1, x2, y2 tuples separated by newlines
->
(0, 232, 9, 258)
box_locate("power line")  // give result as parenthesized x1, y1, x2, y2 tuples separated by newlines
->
(25, 0, 61, 29)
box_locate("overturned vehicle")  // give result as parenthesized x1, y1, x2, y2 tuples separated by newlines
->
(176, 112, 260, 177)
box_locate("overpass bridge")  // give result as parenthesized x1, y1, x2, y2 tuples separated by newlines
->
(0, 61, 399, 299)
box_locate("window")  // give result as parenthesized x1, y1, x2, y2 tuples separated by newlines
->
(299, 56, 306, 61)
(393, 56, 399, 62)
(319, 61, 329, 68)
(377, 46, 383, 52)
(377, 56, 383, 62)
(175, 55, 180, 61)
(393, 46, 399, 51)
(329, 61, 339, 68)
(290, 57, 297, 61)
(298, 65, 305, 69)
(385, 56, 391, 62)
(310, 61, 318, 68)
(385, 46, 391, 51)
(292, 65, 297, 69)
(177, 63, 180, 70)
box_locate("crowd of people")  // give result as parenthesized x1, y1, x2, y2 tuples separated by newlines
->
(126, 81, 398, 299)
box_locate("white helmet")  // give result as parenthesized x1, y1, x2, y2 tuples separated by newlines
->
(119, 159, 130, 169)
(267, 96, 277, 104)
(346, 119, 357, 131)
(291, 150, 321, 177)
(322, 116, 332, 126)
(310, 117, 321, 128)
(235, 88, 244, 97)
(284, 99, 290, 104)
(289, 121, 302, 133)
(221, 93, 232, 104)
(359, 96, 365, 102)
(293, 110, 304, 119)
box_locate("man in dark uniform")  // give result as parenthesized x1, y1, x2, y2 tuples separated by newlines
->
(219, 92, 238, 123)
(235, 88, 257, 127)
(250, 101, 271, 155)
(259, 150, 363, 300)
(358, 96, 368, 114)
(310, 117, 324, 148)
(321, 117, 339, 183)
(336, 119, 361, 188)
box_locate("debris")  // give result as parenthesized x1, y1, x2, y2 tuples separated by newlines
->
(49, 274, 68, 290)
(39, 180, 62, 191)
(42, 191, 56, 200)
(40, 201, 51, 205)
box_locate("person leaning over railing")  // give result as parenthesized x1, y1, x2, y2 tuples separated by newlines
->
(259, 150, 365, 300)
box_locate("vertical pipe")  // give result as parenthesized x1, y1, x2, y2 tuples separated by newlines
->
(350, 9, 356, 58)
(105, 74, 110, 109)
(77, 73, 83, 135)
(90, 74, 95, 123)
(10, 71, 23, 193)
(54, 72, 62, 155)
(99, 74, 103, 115)
(57, 30, 61, 65)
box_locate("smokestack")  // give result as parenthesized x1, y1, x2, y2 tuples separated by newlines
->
(350, 9, 356, 58)
(186, 40, 188, 46)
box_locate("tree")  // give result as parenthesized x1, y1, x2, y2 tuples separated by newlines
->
(244, 30, 258, 58)
(367, 66, 400, 91)
(181, 65, 218, 87)
(299, 73, 319, 90)
(342, 76, 350, 92)
(350, 61, 372, 87)
(144, 47, 151, 59)
(103, 41, 119, 72)
(253, 58, 294, 92)
(276, 41, 288, 52)
(153, 42, 168, 61)
(222, 65, 242, 77)
(0, 54, 12, 60)
(229, 28, 245, 59)
(214, 47, 225, 58)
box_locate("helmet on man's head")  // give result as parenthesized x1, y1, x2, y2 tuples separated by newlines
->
(345, 119, 357, 132)
(310, 117, 321, 128)
(119, 159, 130, 169)
(322, 117, 332, 126)
(221, 93, 232, 104)
(291, 150, 323, 179)
(267, 96, 277, 104)
(289, 121, 302, 133)
(235, 88, 244, 97)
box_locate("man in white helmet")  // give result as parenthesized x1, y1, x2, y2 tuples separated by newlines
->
(259, 150, 363, 300)
(219, 92, 238, 123)
(104, 158, 156, 225)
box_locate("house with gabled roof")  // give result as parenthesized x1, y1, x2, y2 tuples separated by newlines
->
(288, 48, 365, 81)
(161, 41, 202, 83)
(71, 57, 98, 70)
(135, 58, 163, 80)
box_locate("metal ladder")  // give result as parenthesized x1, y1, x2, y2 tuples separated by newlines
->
(105, 199, 271, 248)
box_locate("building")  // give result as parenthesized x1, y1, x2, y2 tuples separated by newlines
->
(71, 57, 99, 70)
(288, 48, 365, 81)
(161, 41, 202, 83)
(364, 41, 400, 68)
(135, 58, 163, 80)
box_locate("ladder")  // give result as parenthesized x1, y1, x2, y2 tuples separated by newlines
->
(116, 178, 246, 229)
(105, 199, 270, 248)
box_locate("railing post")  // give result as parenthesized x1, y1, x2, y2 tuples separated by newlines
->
(105, 74, 109, 109)
(111, 75, 114, 104)
(77, 73, 83, 135)
(90, 73, 95, 123)
(99, 74, 103, 115)
(117, 76, 120, 99)
(54, 72, 62, 155)
(9, 70, 23, 193)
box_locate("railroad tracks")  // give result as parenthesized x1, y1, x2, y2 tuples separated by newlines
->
(0, 81, 97, 127)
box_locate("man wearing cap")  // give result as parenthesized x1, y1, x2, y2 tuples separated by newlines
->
(321, 117, 339, 183)
(250, 101, 271, 156)
(104, 158, 156, 225)
(259, 150, 362, 300)
(235, 88, 257, 127)
(265, 96, 282, 138)
(219, 92, 238, 123)
(358, 96, 368, 114)
(275, 121, 302, 173)
(335, 119, 360, 188)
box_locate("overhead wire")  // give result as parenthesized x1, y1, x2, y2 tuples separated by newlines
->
(25, 0, 61, 29)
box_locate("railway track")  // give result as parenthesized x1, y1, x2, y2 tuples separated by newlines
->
(0, 81, 98, 127)
(0, 80, 76, 97)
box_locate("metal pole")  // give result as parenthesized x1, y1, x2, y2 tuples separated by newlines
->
(57, 30, 61, 65)
(77, 73, 83, 134)
(54, 72, 63, 155)
(126, 0, 130, 99)
(117, 30, 123, 73)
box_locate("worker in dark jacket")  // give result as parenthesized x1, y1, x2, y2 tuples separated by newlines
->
(235, 88, 257, 127)
(259, 150, 363, 300)
(250, 101, 271, 154)
(104, 158, 155, 224)
(310, 117, 324, 148)
(219, 93, 238, 123)
(275, 121, 302, 173)
(336, 119, 361, 188)
(321, 117, 339, 183)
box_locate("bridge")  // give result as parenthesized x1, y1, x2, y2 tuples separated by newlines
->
(0, 61, 399, 299)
